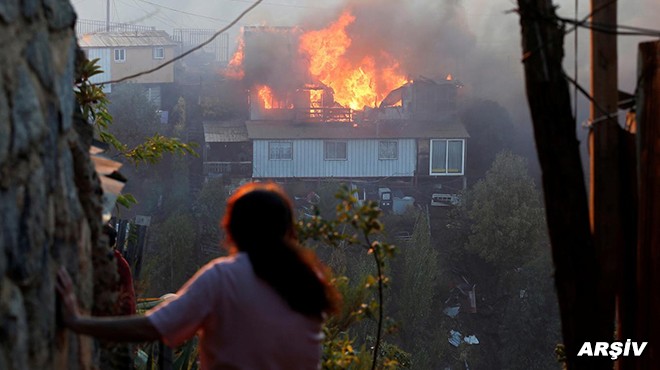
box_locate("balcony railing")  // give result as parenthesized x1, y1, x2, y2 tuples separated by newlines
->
(203, 161, 252, 176)
(296, 107, 353, 122)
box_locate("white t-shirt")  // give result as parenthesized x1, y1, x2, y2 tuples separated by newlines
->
(147, 252, 323, 370)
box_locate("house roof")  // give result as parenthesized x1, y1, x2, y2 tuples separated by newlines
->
(78, 31, 178, 48)
(245, 120, 469, 140)
(203, 121, 249, 142)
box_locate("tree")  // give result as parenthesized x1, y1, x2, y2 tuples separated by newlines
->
(298, 185, 407, 369)
(144, 212, 198, 295)
(463, 151, 560, 369)
(391, 209, 441, 368)
(465, 151, 546, 269)
(424, 152, 559, 369)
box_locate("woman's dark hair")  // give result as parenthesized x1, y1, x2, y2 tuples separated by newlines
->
(103, 224, 117, 248)
(223, 183, 340, 318)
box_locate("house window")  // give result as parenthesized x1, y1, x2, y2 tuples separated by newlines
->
(324, 141, 347, 160)
(153, 47, 164, 59)
(378, 140, 398, 160)
(268, 141, 292, 160)
(430, 139, 464, 175)
(114, 48, 126, 62)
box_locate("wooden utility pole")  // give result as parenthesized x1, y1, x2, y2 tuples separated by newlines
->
(635, 40, 660, 370)
(589, 0, 621, 353)
(516, 1, 610, 368)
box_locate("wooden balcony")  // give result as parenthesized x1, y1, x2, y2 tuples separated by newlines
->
(295, 107, 353, 122)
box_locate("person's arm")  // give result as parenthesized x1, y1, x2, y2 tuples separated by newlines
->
(56, 267, 160, 342)
(66, 315, 159, 342)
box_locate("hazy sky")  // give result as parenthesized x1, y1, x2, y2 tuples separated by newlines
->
(72, 0, 659, 124)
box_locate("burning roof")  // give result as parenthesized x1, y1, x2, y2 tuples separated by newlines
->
(224, 10, 410, 115)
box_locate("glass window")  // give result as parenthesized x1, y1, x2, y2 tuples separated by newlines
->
(447, 140, 463, 173)
(153, 47, 164, 59)
(378, 141, 398, 160)
(114, 48, 125, 62)
(430, 139, 463, 175)
(324, 141, 347, 160)
(430, 140, 447, 174)
(268, 141, 292, 160)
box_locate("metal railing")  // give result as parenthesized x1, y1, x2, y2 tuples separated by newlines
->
(76, 19, 156, 36)
(203, 161, 252, 176)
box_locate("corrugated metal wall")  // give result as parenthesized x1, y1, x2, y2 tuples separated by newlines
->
(85, 48, 112, 93)
(252, 139, 417, 178)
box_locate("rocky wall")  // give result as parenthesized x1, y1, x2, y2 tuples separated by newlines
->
(0, 1, 117, 369)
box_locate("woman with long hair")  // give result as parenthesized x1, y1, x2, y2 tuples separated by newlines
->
(57, 182, 341, 369)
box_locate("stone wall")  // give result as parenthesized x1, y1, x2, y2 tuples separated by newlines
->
(0, 1, 117, 369)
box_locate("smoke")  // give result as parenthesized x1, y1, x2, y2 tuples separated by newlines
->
(73, 0, 659, 124)
(242, 27, 308, 96)
(297, 0, 477, 81)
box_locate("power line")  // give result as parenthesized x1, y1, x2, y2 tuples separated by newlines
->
(564, 0, 617, 35)
(134, 0, 234, 23)
(97, 0, 262, 85)
(562, 71, 612, 126)
(117, 0, 181, 29)
(229, 0, 326, 9)
(559, 15, 660, 37)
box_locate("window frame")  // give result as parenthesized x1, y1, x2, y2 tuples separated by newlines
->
(267, 141, 293, 160)
(378, 140, 398, 160)
(324, 141, 348, 161)
(153, 47, 165, 60)
(429, 139, 465, 176)
(113, 48, 126, 62)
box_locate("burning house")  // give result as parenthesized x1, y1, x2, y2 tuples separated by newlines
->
(203, 11, 468, 189)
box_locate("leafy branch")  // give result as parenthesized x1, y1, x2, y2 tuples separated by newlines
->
(123, 134, 197, 166)
(74, 58, 199, 209)
(298, 185, 401, 369)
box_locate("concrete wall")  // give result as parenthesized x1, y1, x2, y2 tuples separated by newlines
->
(0, 1, 117, 369)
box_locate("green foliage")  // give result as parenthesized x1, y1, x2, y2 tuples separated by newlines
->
(458, 151, 561, 369)
(75, 58, 124, 152)
(116, 193, 137, 208)
(297, 185, 404, 370)
(124, 134, 197, 166)
(74, 58, 199, 216)
(192, 178, 228, 255)
(144, 212, 199, 294)
(391, 210, 441, 368)
(465, 151, 546, 269)
(76, 59, 198, 167)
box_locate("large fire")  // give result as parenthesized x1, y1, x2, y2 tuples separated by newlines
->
(225, 37, 245, 79)
(225, 10, 408, 111)
(257, 85, 274, 109)
(299, 11, 407, 110)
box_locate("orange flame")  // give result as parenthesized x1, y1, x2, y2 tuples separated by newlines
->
(225, 37, 245, 79)
(446, 73, 453, 81)
(258, 85, 274, 109)
(310, 89, 323, 108)
(299, 11, 407, 110)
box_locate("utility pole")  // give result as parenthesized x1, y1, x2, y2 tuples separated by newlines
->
(589, 0, 621, 349)
(106, 0, 110, 32)
(635, 40, 660, 370)
(516, 0, 609, 368)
